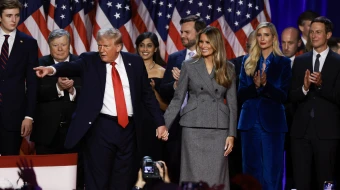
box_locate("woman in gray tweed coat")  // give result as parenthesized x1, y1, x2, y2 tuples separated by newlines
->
(164, 26, 237, 189)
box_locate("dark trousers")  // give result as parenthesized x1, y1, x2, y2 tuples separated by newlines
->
(83, 114, 136, 190)
(0, 115, 22, 155)
(291, 121, 339, 190)
(241, 122, 285, 190)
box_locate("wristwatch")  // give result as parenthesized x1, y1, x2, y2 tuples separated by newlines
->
(134, 186, 143, 190)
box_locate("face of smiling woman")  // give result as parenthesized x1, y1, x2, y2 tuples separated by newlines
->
(198, 33, 214, 58)
(137, 38, 156, 62)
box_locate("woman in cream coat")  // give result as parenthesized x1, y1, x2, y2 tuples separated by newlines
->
(164, 27, 237, 189)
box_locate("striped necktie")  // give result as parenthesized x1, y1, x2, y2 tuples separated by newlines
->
(0, 35, 10, 71)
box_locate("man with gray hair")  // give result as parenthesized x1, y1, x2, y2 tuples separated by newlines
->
(30, 29, 83, 188)
(34, 28, 168, 190)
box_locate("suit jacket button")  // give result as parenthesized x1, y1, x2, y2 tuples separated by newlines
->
(201, 87, 203, 90)
(215, 89, 218, 92)
(89, 122, 92, 124)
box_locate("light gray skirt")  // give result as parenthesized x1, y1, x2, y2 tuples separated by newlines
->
(180, 127, 230, 190)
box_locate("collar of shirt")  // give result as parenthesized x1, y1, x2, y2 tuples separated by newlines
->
(259, 51, 274, 71)
(0, 28, 16, 41)
(53, 56, 70, 64)
(185, 49, 197, 60)
(301, 36, 307, 45)
(290, 56, 295, 68)
(312, 47, 329, 72)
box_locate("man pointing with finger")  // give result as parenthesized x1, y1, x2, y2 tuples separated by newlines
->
(35, 28, 168, 190)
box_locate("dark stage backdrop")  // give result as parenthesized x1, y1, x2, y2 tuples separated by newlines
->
(270, 0, 339, 38)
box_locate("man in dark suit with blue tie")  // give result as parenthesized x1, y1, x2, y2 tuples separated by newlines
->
(159, 15, 206, 184)
(290, 16, 340, 190)
(0, 0, 38, 156)
(34, 28, 168, 190)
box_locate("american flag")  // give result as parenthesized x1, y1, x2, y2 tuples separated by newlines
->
(19, 0, 271, 60)
(47, 0, 96, 55)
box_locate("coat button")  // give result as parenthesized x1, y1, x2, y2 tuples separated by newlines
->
(201, 87, 203, 90)
(89, 122, 92, 124)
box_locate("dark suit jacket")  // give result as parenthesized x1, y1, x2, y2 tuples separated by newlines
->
(30, 54, 81, 145)
(51, 51, 164, 150)
(229, 55, 244, 89)
(0, 30, 38, 131)
(290, 50, 340, 139)
(238, 54, 292, 132)
(160, 49, 186, 103)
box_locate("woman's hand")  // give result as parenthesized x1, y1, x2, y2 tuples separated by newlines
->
(253, 70, 261, 89)
(224, 136, 235, 156)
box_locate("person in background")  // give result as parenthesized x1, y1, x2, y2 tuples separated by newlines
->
(290, 16, 340, 190)
(29, 29, 84, 189)
(238, 22, 291, 190)
(281, 27, 303, 66)
(34, 28, 168, 190)
(164, 26, 237, 189)
(135, 32, 167, 161)
(327, 37, 340, 54)
(297, 10, 319, 53)
(159, 15, 206, 184)
(0, 0, 38, 156)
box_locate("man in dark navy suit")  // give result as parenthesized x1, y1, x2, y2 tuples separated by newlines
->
(0, 0, 38, 156)
(159, 15, 206, 184)
(34, 28, 168, 190)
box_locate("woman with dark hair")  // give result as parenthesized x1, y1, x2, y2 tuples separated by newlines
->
(135, 32, 168, 160)
(164, 27, 237, 189)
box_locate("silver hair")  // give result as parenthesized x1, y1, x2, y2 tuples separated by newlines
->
(96, 28, 122, 44)
(48, 29, 70, 44)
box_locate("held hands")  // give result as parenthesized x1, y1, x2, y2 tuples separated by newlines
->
(303, 69, 322, 91)
(156, 125, 169, 141)
(224, 136, 234, 156)
(57, 77, 74, 92)
(33, 66, 54, 78)
(172, 67, 181, 89)
(21, 118, 32, 137)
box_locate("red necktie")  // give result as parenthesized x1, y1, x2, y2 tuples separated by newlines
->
(0, 35, 10, 71)
(111, 62, 129, 128)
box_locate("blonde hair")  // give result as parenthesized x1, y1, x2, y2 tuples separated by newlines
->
(244, 22, 283, 76)
(195, 27, 234, 88)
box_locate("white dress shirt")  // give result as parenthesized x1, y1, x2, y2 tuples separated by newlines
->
(0, 29, 16, 56)
(290, 56, 295, 68)
(54, 56, 77, 101)
(100, 53, 133, 116)
(185, 49, 197, 60)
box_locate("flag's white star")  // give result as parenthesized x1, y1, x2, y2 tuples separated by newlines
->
(189, 0, 193, 4)
(166, 25, 169, 30)
(255, 6, 259, 10)
(246, 13, 250, 18)
(227, 8, 231, 12)
(231, 0, 234, 2)
(114, 12, 120, 19)
(107, 1, 112, 7)
(61, 5, 66, 10)
(217, 7, 222, 12)
(152, 0, 156, 4)
(91, 1, 94, 5)
(116, 3, 122, 9)
(24, 3, 28, 8)
(198, 2, 203, 6)
(167, 14, 171, 19)
(248, 3, 252, 8)
(83, 0, 87, 2)
(159, 1, 164, 6)
(196, 12, 201, 16)
(60, 14, 65, 19)
(205, 15, 210, 20)
(236, 10, 241, 15)
(158, 12, 162, 17)
(70, 6, 73, 11)
(75, 0, 79, 3)
(186, 10, 191, 15)
(238, 0, 243, 5)
(234, 21, 239, 26)
(167, 3, 172, 8)
(125, 5, 130, 10)
(208, 4, 212, 9)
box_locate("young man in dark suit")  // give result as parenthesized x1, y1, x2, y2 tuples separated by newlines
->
(290, 16, 340, 190)
(34, 28, 168, 190)
(0, 0, 38, 155)
(159, 15, 206, 184)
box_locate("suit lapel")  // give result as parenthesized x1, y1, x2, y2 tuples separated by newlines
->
(321, 50, 333, 76)
(194, 58, 215, 96)
(307, 51, 313, 72)
(121, 52, 135, 103)
(6, 31, 23, 74)
(95, 54, 106, 92)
